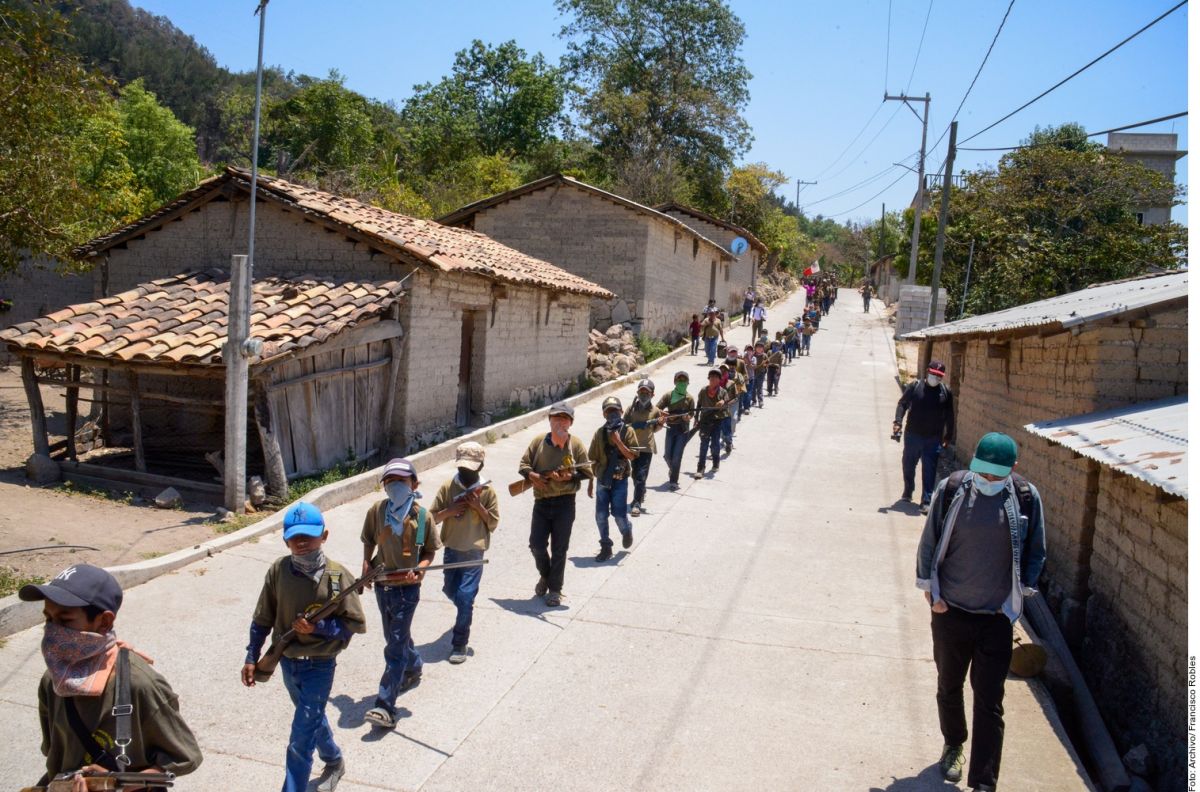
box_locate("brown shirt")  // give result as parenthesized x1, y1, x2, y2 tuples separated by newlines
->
(623, 401, 662, 453)
(431, 478, 500, 551)
(361, 499, 442, 583)
(38, 653, 203, 779)
(588, 424, 639, 484)
(696, 385, 727, 427)
(702, 318, 723, 339)
(518, 433, 593, 499)
(252, 556, 367, 657)
(657, 392, 695, 431)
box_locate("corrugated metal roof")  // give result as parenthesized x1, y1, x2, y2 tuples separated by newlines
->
(1025, 396, 1187, 498)
(902, 271, 1187, 340)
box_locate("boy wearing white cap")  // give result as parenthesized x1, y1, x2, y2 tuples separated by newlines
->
(431, 442, 499, 664)
(361, 459, 440, 729)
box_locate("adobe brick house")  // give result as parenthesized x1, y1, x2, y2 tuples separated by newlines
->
(655, 202, 765, 310)
(1027, 397, 1186, 787)
(903, 271, 1187, 786)
(439, 175, 736, 340)
(69, 168, 612, 453)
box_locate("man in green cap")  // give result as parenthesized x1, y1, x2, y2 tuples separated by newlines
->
(915, 432, 1047, 792)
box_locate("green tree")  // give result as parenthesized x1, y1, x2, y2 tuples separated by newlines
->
(267, 72, 375, 175)
(118, 79, 201, 209)
(557, 0, 752, 204)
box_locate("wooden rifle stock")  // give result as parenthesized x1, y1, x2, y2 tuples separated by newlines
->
(253, 563, 384, 683)
(508, 462, 592, 497)
(24, 770, 176, 791)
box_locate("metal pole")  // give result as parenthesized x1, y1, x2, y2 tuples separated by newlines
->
(248, 0, 267, 284)
(886, 92, 930, 284)
(873, 202, 885, 286)
(927, 121, 957, 330)
(960, 237, 975, 316)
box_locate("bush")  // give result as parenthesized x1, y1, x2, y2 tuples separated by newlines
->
(288, 457, 370, 501)
(637, 333, 670, 363)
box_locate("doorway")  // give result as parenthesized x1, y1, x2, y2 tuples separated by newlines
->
(456, 311, 475, 427)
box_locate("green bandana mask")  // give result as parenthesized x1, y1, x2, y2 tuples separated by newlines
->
(670, 381, 689, 404)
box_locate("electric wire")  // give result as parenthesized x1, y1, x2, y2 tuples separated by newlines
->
(800, 150, 920, 209)
(813, 102, 887, 180)
(904, 0, 935, 93)
(957, 111, 1188, 151)
(960, 0, 1187, 145)
(820, 102, 905, 184)
(825, 169, 912, 218)
(884, 0, 893, 93)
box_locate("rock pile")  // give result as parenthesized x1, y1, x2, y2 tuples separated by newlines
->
(587, 324, 646, 383)
(754, 270, 798, 304)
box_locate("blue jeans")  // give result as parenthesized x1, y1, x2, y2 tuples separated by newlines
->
(903, 433, 942, 503)
(801, 335, 811, 354)
(741, 380, 753, 411)
(595, 478, 632, 547)
(704, 336, 717, 364)
(698, 427, 721, 470)
(721, 415, 733, 449)
(280, 656, 340, 792)
(374, 584, 422, 716)
(630, 451, 652, 505)
(767, 366, 780, 395)
(442, 547, 484, 649)
(663, 425, 690, 483)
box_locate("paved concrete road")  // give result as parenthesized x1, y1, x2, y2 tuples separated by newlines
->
(0, 290, 1094, 791)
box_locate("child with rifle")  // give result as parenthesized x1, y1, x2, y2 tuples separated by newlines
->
(657, 371, 695, 490)
(430, 442, 499, 665)
(243, 502, 365, 792)
(589, 396, 640, 561)
(694, 369, 728, 477)
(19, 564, 201, 792)
(360, 459, 440, 729)
(623, 379, 665, 516)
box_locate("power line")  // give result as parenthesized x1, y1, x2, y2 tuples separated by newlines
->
(820, 102, 904, 183)
(814, 102, 887, 179)
(904, 0, 935, 93)
(960, 0, 1187, 145)
(956, 111, 1188, 151)
(825, 169, 912, 218)
(884, 0, 893, 93)
(801, 150, 919, 209)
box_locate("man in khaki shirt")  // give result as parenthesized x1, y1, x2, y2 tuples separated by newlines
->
(431, 442, 499, 664)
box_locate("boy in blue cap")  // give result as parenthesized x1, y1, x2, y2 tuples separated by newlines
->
(243, 501, 366, 792)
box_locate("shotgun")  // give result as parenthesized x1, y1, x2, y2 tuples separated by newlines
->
(253, 563, 384, 683)
(23, 770, 175, 791)
(508, 462, 593, 497)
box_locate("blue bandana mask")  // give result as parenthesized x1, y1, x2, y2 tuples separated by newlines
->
(973, 475, 1009, 497)
(384, 481, 419, 535)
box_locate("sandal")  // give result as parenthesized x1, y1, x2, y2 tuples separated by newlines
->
(364, 707, 396, 729)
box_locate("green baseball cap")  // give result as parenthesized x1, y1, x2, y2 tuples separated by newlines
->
(970, 432, 1018, 477)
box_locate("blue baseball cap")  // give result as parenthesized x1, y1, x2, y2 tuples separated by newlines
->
(282, 501, 326, 540)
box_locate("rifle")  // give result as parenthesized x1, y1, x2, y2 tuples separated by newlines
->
(253, 563, 384, 683)
(450, 479, 491, 503)
(377, 558, 488, 585)
(508, 462, 592, 497)
(23, 770, 175, 791)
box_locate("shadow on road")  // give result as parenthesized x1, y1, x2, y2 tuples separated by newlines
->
(327, 693, 407, 730)
(415, 626, 455, 662)
(488, 597, 565, 628)
(879, 499, 924, 516)
(567, 550, 628, 568)
(869, 764, 959, 791)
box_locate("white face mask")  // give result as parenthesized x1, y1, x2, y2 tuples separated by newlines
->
(926, 374, 943, 388)
(974, 475, 1009, 496)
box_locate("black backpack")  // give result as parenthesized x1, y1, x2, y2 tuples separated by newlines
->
(937, 470, 1035, 528)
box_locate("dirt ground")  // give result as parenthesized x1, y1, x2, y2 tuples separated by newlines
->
(0, 365, 222, 590)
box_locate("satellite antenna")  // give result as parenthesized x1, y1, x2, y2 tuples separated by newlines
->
(730, 237, 749, 256)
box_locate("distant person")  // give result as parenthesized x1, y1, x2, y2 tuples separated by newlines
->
(689, 314, 702, 355)
(894, 361, 956, 512)
(701, 311, 724, 366)
(861, 283, 873, 312)
(916, 432, 1046, 792)
(750, 299, 767, 340)
(742, 287, 755, 325)
(800, 318, 816, 355)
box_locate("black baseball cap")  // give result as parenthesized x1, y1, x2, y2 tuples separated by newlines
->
(19, 564, 123, 614)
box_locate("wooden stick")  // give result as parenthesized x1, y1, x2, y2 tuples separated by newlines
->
(252, 381, 289, 498)
(20, 357, 51, 457)
(64, 365, 80, 461)
(127, 370, 146, 473)
(61, 460, 223, 495)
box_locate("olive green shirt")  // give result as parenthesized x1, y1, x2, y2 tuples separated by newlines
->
(656, 392, 695, 431)
(518, 433, 593, 499)
(588, 424, 639, 485)
(430, 478, 500, 551)
(696, 385, 727, 427)
(39, 652, 203, 779)
(623, 401, 662, 454)
(361, 500, 442, 583)
(701, 318, 723, 339)
(252, 556, 367, 657)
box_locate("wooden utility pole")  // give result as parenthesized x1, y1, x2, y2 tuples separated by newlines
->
(795, 179, 817, 209)
(928, 121, 957, 330)
(872, 202, 885, 285)
(884, 92, 930, 284)
(960, 237, 975, 316)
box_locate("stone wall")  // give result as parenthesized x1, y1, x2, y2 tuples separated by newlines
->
(1085, 469, 1186, 789)
(0, 256, 96, 363)
(660, 209, 759, 313)
(927, 304, 1188, 786)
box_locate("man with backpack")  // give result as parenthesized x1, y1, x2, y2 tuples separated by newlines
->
(894, 360, 956, 513)
(915, 432, 1047, 792)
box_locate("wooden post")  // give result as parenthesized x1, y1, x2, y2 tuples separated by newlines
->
(382, 306, 403, 449)
(20, 357, 51, 457)
(224, 254, 250, 513)
(252, 381, 289, 499)
(127, 369, 146, 473)
(64, 365, 80, 461)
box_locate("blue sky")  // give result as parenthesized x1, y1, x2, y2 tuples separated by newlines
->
(132, 0, 1189, 224)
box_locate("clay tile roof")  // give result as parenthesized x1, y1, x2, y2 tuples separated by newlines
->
(74, 169, 613, 300)
(0, 270, 405, 368)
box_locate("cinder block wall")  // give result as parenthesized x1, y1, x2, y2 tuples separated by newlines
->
(660, 210, 758, 312)
(1087, 470, 1186, 789)
(641, 221, 720, 340)
(470, 187, 648, 329)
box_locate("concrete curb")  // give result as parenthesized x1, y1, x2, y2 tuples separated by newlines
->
(0, 299, 774, 638)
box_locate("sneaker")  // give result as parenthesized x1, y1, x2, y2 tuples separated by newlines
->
(399, 669, 422, 694)
(622, 530, 633, 549)
(694, 468, 705, 478)
(535, 576, 548, 596)
(920, 502, 931, 515)
(594, 546, 613, 562)
(900, 492, 913, 502)
(544, 590, 562, 607)
(973, 785, 996, 792)
(364, 707, 396, 730)
(316, 759, 346, 792)
(669, 482, 681, 491)
(449, 646, 468, 665)
(630, 503, 641, 517)
(938, 744, 964, 782)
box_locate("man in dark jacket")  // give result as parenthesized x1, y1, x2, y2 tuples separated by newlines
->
(894, 360, 955, 512)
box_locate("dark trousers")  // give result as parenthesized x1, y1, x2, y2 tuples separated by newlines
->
(529, 495, 575, 593)
(631, 451, 652, 504)
(663, 426, 690, 483)
(690, 335, 700, 354)
(753, 373, 765, 405)
(767, 366, 780, 395)
(751, 319, 764, 339)
(697, 427, 721, 470)
(932, 607, 1013, 789)
(902, 432, 942, 503)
